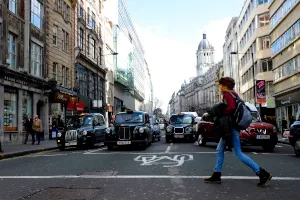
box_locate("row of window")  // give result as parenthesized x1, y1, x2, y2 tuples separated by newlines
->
(9, 0, 43, 29)
(274, 54, 300, 82)
(54, 0, 70, 22)
(8, 32, 44, 78)
(239, 13, 270, 51)
(242, 81, 273, 102)
(241, 59, 272, 85)
(78, 0, 102, 38)
(241, 41, 256, 67)
(270, 0, 299, 30)
(239, 0, 270, 32)
(272, 20, 300, 55)
(78, 27, 102, 61)
(52, 63, 69, 88)
(53, 26, 69, 53)
(75, 64, 105, 100)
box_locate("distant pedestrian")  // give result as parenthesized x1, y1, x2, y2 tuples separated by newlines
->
(24, 115, 33, 144)
(204, 77, 272, 187)
(281, 117, 287, 135)
(32, 115, 43, 145)
(262, 115, 269, 123)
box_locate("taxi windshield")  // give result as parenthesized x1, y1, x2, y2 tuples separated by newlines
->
(169, 115, 192, 124)
(80, 116, 93, 127)
(251, 111, 261, 122)
(66, 117, 81, 128)
(115, 113, 144, 123)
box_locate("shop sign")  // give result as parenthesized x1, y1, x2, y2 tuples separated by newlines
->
(256, 80, 266, 104)
(276, 91, 300, 107)
(67, 102, 84, 111)
(53, 92, 78, 104)
(3, 76, 28, 86)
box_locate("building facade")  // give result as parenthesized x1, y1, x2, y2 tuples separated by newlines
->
(46, 0, 78, 126)
(270, 0, 300, 127)
(168, 34, 221, 116)
(1, 0, 53, 142)
(74, 0, 107, 115)
(232, 0, 275, 116)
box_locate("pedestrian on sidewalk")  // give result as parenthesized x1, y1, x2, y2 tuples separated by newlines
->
(204, 77, 272, 187)
(32, 115, 43, 145)
(24, 115, 33, 144)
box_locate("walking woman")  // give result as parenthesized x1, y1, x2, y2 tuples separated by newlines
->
(204, 77, 272, 187)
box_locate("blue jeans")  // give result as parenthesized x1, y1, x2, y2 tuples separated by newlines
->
(214, 129, 260, 174)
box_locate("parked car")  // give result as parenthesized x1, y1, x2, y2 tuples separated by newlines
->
(197, 103, 278, 152)
(289, 120, 300, 156)
(104, 110, 153, 150)
(56, 113, 107, 151)
(165, 113, 197, 143)
(150, 115, 161, 141)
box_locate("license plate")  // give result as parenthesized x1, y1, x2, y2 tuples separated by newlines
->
(65, 141, 77, 146)
(256, 135, 270, 139)
(174, 135, 184, 138)
(117, 141, 131, 145)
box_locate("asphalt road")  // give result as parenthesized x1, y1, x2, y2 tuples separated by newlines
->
(0, 131, 300, 200)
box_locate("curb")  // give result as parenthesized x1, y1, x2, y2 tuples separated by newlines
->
(277, 140, 290, 145)
(0, 147, 58, 160)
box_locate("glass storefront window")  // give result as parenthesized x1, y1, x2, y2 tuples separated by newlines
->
(22, 91, 33, 131)
(4, 88, 18, 131)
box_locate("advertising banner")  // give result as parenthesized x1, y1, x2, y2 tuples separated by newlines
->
(256, 80, 266, 104)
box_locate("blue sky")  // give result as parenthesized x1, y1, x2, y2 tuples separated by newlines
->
(124, 0, 245, 112)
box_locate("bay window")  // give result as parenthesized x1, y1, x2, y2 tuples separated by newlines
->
(8, 33, 17, 70)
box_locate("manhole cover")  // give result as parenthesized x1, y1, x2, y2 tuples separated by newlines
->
(81, 170, 117, 176)
(22, 187, 102, 200)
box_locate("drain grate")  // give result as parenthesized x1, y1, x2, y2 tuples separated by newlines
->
(22, 187, 102, 200)
(81, 170, 118, 176)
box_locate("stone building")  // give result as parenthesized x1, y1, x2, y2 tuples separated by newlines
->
(46, 0, 78, 124)
(168, 33, 221, 116)
(270, 0, 300, 127)
(74, 0, 107, 115)
(0, 0, 55, 142)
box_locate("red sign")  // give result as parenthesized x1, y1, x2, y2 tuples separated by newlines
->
(53, 92, 78, 104)
(67, 102, 84, 111)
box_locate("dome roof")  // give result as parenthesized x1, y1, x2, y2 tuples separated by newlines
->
(198, 33, 213, 50)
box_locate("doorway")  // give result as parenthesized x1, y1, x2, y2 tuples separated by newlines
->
(37, 100, 44, 118)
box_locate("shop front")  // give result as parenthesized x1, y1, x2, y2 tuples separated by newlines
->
(275, 89, 300, 130)
(0, 66, 52, 142)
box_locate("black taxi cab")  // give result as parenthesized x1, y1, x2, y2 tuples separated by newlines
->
(56, 113, 107, 151)
(165, 112, 197, 143)
(104, 110, 153, 150)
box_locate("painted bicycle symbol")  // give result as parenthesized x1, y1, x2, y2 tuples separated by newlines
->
(134, 154, 193, 168)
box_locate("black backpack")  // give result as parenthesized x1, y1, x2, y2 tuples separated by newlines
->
(228, 92, 252, 130)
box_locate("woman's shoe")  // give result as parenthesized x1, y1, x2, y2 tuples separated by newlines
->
(204, 172, 221, 184)
(256, 168, 272, 187)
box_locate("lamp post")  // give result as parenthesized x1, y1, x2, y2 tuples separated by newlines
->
(230, 51, 262, 115)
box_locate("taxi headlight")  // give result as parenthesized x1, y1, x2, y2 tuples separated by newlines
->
(185, 127, 192, 133)
(139, 127, 144, 133)
(57, 132, 62, 137)
(166, 126, 173, 132)
(106, 128, 111, 134)
(83, 130, 87, 136)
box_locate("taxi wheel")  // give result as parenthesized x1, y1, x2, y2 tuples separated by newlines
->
(262, 144, 275, 152)
(88, 138, 95, 149)
(59, 146, 65, 151)
(294, 140, 300, 157)
(158, 137, 161, 141)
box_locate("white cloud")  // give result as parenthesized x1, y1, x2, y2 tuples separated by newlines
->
(198, 17, 232, 62)
(135, 18, 232, 113)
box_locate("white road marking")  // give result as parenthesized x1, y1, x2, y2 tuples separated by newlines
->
(0, 175, 300, 180)
(276, 145, 282, 148)
(84, 147, 108, 154)
(252, 152, 258, 154)
(134, 154, 193, 167)
(165, 146, 171, 153)
(84, 152, 217, 155)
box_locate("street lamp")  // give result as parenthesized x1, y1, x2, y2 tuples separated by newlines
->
(230, 51, 262, 116)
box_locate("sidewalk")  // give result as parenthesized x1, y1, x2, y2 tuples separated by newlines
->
(0, 140, 58, 160)
(277, 133, 290, 145)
